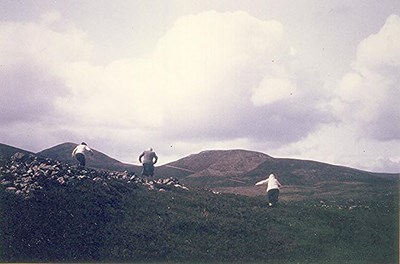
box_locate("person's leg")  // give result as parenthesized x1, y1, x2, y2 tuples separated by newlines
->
(270, 189, 279, 207)
(76, 153, 86, 167)
(267, 190, 274, 206)
(149, 164, 154, 176)
(266, 195, 271, 206)
(142, 163, 152, 177)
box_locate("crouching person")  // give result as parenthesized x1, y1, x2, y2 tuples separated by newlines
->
(255, 173, 282, 207)
(72, 142, 93, 168)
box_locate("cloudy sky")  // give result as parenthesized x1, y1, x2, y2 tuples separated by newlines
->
(0, 0, 399, 173)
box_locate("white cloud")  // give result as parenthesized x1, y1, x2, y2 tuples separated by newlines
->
(144, 10, 329, 142)
(4, 8, 397, 173)
(0, 9, 334, 165)
(54, 10, 329, 146)
(333, 14, 400, 141)
(150, 10, 285, 123)
(355, 15, 400, 70)
(39, 10, 62, 26)
(0, 11, 94, 152)
(251, 75, 297, 106)
(275, 122, 400, 173)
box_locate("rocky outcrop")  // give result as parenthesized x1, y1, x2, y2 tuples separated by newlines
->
(0, 152, 188, 198)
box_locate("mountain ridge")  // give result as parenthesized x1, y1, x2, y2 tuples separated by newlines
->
(36, 142, 141, 173)
(1, 142, 398, 197)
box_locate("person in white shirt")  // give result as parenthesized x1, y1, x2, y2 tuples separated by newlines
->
(139, 148, 158, 177)
(72, 142, 93, 167)
(255, 173, 282, 207)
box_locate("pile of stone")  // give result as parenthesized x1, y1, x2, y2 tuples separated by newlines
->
(0, 152, 188, 198)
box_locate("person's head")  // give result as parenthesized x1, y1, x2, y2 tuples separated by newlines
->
(81, 142, 87, 146)
(148, 147, 153, 151)
(269, 173, 276, 179)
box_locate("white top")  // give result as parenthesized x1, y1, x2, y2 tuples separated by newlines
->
(72, 144, 93, 156)
(255, 174, 282, 192)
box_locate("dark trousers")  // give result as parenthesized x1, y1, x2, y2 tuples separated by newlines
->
(75, 153, 86, 167)
(142, 163, 155, 176)
(267, 189, 280, 206)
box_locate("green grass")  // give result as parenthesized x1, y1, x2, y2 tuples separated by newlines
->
(0, 178, 398, 263)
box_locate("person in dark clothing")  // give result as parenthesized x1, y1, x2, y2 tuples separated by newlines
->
(139, 148, 158, 177)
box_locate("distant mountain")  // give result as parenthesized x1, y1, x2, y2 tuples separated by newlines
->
(37, 142, 141, 173)
(246, 157, 398, 184)
(2, 142, 398, 197)
(158, 149, 399, 196)
(166, 149, 272, 176)
(157, 149, 272, 181)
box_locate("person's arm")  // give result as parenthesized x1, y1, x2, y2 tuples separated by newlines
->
(277, 180, 282, 187)
(86, 146, 94, 155)
(139, 152, 144, 163)
(255, 179, 268, 186)
(72, 147, 77, 157)
(153, 154, 158, 164)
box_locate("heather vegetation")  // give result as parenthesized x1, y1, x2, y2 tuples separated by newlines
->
(0, 171, 398, 263)
(0, 145, 398, 263)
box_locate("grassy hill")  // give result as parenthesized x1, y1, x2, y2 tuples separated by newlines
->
(0, 151, 398, 263)
(37, 142, 141, 173)
(0, 174, 397, 263)
(158, 150, 399, 198)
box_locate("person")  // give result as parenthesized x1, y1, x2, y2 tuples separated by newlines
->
(139, 148, 158, 178)
(72, 142, 93, 167)
(255, 173, 282, 207)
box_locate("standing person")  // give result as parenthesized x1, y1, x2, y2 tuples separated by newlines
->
(139, 148, 158, 178)
(255, 173, 282, 207)
(72, 142, 93, 167)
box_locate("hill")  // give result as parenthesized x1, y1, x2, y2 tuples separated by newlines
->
(0, 152, 398, 263)
(0, 143, 34, 164)
(3, 143, 398, 199)
(164, 149, 272, 175)
(37, 142, 141, 173)
(158, 150, 399, 198)
(156, 149, 271, 180)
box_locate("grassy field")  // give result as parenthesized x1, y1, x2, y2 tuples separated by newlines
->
(0, 175, 398, 263)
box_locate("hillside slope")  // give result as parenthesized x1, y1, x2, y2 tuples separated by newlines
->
(157, 149, 272, 180)
(159, 150, 398, 184)
(0, 143, 34, 163)
(37, 142, 141, 173)
(166, 149, 272, 175)
(158, 150, 399, 197)
(0, 152, 398, 263)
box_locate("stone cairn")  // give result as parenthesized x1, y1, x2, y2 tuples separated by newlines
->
(0, 152, 188, 198)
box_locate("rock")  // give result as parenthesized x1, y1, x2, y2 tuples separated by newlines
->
(1, 180, 13, 187)
(11, 152, 25, 161)
(0, 152, 189, 197)
(57, 177, 66, 185)
(5, 187, 17, 192)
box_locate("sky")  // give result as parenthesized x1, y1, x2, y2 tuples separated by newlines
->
(0, 0, 399, 173)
